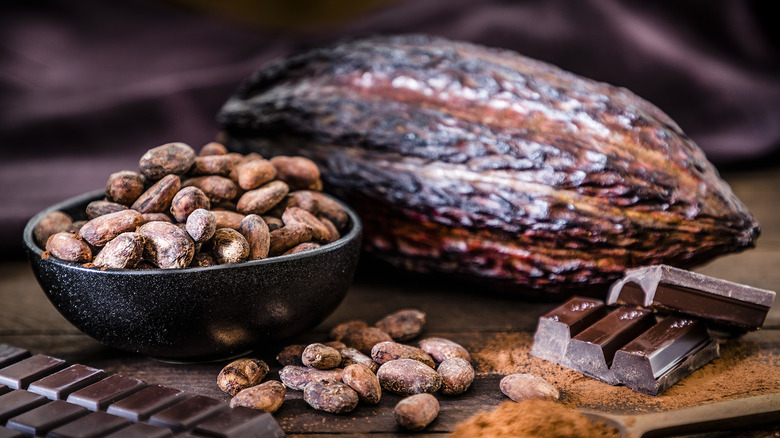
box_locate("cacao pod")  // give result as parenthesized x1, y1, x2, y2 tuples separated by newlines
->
(217, 34, 759, 292)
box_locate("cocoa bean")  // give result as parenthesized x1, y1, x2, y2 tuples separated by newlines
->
(185, 208, 216, 242)
(324, 341, 347, 350)
(45, 232, 92, 263)
(437, 358, 474, 395)
(86, 200, 128, 219)
(199, 141, 228, 156)
(418, 337, 472, 363)
(377, 359, 442, 395)
(301, 343, 342, 370)
(283, 242, 321, 255)
(342, 363, 381, 404)
(375, 309, 426, 342)
(131, 174, 181, 214)
(211, 210, 245, 230)
(270, 155, 322, 191)
(141, 213, 173, 223)
(371, 342, 435, 368)
(34, 211, 73, 248)
(137, 221, 195, 269)
(237, 159, 277, 191)
(285, 190, 318, 214)
(217, 358, 269, 396)
(262, 215, 283, 231)
(190, 252, 217, 267)
(105, 170, 145, 205)
(278, 365, 343, 391)
(237, 180, 289, 215)
(138, 142, 195, 179)
(318, 216, 341, 243)
(276, 344, 306, 366)
(340, 327, 393, 356)
(499, 373, 559, 402)
(282, 207, 330, 243)
(240, 214, 270, 260)
(183, 175, 240, 203)
(209, 228, 249, 264)
(306, 191, 349, 230)
(190, 155, 234, 176)
(170, 186, 210, 222)
(268, 223, 313, 256)
(93, 232, 145, 269)
(303, 380, 358, 414)
(394, 393, 439, 431)
(337, 347, 378, 373)
(67, 220, 87, 234)
(79, 209, 144, 247)
(230, 380, 286, 413)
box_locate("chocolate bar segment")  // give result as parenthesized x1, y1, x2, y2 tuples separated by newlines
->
(194, 406, 286, 438)
(612, 316, 720, 395)
(0, 354, 66, 390)
(28, 364, 106, 400)
(147, 395, 227, 433)
(531, 296, 609, 364)
(0, 426, 26, 438)
(102, 423, 174, 438)
(47, 411, 131, 438)
(607, 265, 776, 331)
(0, 346, 30, 369)
(5, 399, 88, 435)
(67, 375, 146, 411)
(106, 385, 184, 422)
(562, 306, 656, 385)
(0, 390, 48, 423)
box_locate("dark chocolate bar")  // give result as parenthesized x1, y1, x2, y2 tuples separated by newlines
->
(531, 296, 609, 364)
(562, 306, 656, 385)
(607, 265, 776, 331)
(612, 316, 720, 395)
(0, 344, 284, 437)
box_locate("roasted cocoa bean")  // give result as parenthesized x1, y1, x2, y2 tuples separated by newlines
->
(283, 242, 321, 255)
(230, 380, 286, 413)
(137, 221, 195, 269)
(337, 347, 379, 373)
(371, 342, 435, 368)
(142, 213, 173, 223)
(105, 170, 145, 205)
(185, 208, 216, 242)
(45, 232, 92, 263)
(67, 220, 87, 234)
(437, 358, 474, 395)
(394, 393, 439, 431)
(306, 191, 349, 230)
(34, 211, 73, 248)
(499, 373, 559, 402)
(276, 344, 306, 366)
(340, 327, 393, 356)
(262, 215, 284, 231)
(318, 216, 341, 243)
(86, 200, 128, 219)
(342, 363, 381, 404)
(268, 223, 313, 256)
(237, 180, 289, 215)
(211, 210, 245, 230)
(199, 141, 228, 156)
(138, 142, 195, 179)
(285, 190, 318, 214)
(190, 252, 217, 267)
(270, 155, 322, 191)
(324, 341, 347, 350)
(131, 174, 181, 214)
(209, 228, 250, 264)
(302, 343, 342, 370)
(183, 175, 240, 203)
(375, 309, 426, 342)
(79, 209, 144, 247)
(377, 359, 442, 395)
(282, 207, 330, 243)
(190, 155, 234, 176)
(217, 358, 270, 396)
(237, 159, 277, 191)
(240, 214, 270, 260)
(303, 380, 359, 414)
(278, 365, 343, 391)
(170, 186, 210, 222)
(93, 232, 145, 269)
(418, 337, 472, 363)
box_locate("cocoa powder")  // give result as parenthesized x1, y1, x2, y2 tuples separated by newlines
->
(472, 331, 780, 413)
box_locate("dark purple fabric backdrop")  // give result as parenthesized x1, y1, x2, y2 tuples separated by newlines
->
(2, 0, 779, 257)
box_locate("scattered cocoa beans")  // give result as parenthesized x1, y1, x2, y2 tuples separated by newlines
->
(138, 142, 195, 179)
(217, 358, 270, 396)
(499, 373, 559, 402)
(375, 309, 426, 342)
(377, 359, 442, 395)
(337, 347, 379, 373)
(342, 363, 381, 404)
(437, 358, 475, 395)
(279, 365, 344, 391)
(230, 380, 286, 413)
(302, 343, 342, 370)
(419, 337, 472, 363)
(394, 393, 439, 431)
(303, 381, 359, 414)
(371, 341, 435, 368)
(276, 344, 306, 366)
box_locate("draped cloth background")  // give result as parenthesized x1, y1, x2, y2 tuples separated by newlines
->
(2, 0, 778, 256)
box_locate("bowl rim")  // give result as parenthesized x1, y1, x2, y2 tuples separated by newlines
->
(24, 188, 362, 275)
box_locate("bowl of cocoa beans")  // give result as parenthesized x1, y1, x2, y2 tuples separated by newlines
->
(23, 141, 362, 361)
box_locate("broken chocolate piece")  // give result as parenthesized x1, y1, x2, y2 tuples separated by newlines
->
(607, 265, 776, 331)
(612, 316, 720, 396)
(562, 306, 656, 385)
(531, 296, 609, 364)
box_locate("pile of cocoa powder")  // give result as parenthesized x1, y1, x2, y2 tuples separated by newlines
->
(472, 331, 780, 413)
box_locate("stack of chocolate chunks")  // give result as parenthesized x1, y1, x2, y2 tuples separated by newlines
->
(531, 265, 776, 396)
(0, 345, 284, 437)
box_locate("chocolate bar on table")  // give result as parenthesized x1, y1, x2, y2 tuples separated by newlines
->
(531, 296, 609, 364)
(607, 264, 776, 331)
(0, 345, 284, 437)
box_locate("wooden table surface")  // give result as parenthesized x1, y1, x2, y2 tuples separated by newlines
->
(2, 164, 779, 437)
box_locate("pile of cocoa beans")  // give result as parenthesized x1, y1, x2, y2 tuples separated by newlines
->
(34, 141, 349, 269)
(217, 309, 475, 431)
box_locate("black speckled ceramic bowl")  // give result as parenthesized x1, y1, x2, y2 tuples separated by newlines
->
(24, 189, 362, 361)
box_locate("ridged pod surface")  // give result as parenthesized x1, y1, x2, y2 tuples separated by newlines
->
(218, 34, 759, 292)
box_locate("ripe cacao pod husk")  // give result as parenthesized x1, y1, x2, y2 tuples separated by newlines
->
(217, 34, 759, 293)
